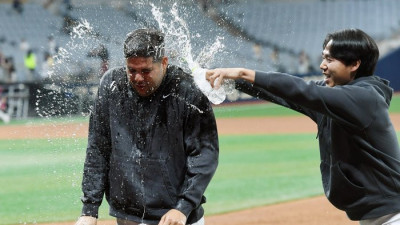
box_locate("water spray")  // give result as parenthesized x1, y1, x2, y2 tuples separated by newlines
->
(150, 3, 234, 104)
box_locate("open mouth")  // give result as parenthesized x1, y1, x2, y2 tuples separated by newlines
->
(323, 74, 332, 84)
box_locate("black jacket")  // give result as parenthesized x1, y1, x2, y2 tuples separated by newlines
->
(80, 65, 219, 224)
(237, 71, 400, 220)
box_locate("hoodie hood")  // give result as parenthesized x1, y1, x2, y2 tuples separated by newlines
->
(351, 75, 393, 106)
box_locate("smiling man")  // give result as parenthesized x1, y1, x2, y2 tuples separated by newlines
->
(206, 28, 400, 225)
(321, 39, 360, 87)
(75, 28, 219, 225)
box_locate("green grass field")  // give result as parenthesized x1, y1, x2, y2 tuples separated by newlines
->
(0, 94, 399, 224)
(0, 134, 322, 224)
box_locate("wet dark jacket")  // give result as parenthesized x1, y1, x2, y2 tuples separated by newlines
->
(80, 65, 219, 224)
(237, 71, 400, 220)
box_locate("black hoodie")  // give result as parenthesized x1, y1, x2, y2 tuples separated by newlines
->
(237, 71, 400, 221)
(80, 65, 219, 224)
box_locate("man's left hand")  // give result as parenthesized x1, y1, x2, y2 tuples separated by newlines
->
(158, 209, 187, 225)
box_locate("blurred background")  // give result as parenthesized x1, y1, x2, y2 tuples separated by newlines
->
(0, 0, 400, 121)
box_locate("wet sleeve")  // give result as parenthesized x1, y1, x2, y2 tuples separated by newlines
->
(176, 93, 219, 217)
(80, 75, 112, 218)
(253, 71, 378, 129)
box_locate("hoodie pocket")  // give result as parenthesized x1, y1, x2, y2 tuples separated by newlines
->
(142, 158, 178, 209)
(108, 156, 178, 214)
(327, 162, 365, 210)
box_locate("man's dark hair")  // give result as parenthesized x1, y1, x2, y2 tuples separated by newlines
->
(323, 28, 379, 78)
(124, 28, 165, 61)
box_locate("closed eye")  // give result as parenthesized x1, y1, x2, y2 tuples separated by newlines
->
(127, 67, 153, 75)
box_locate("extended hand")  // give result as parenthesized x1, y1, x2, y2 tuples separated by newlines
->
(206, 68, 255, 88)
(158, 209, 187, 225)
(74, 216, 97, 225)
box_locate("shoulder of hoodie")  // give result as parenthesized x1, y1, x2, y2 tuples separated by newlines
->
(165, 65, 203, 94)
(98, 66, 125, 86)
(166, 65, 212, 109)
(351, 76, 392, 94)
(346, 75, 393, 106)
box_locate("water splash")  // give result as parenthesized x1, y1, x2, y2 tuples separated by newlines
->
(71, 19, 94, 40)
(52, 19, 99, 82)
(150, 3, 234, 104)
(36, 18, 99, 119)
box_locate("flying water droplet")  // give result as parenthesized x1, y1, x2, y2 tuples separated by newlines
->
(150, 3, 230, 104)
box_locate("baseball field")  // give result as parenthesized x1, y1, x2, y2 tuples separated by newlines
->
(1, 95, 400, 225)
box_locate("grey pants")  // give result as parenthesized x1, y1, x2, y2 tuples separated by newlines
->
(360, 212, 400, 225)
(117, 217, 205, 225)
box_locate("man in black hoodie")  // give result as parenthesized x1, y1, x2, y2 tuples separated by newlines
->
(206, 29, 400, 224)
(75, 28, 219, 225)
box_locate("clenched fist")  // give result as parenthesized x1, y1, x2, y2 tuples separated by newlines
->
(75, 216, 97, 225)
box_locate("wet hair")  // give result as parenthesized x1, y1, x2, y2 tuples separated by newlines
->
(323, 28, 379, 78)
(124, 28, 165, 62)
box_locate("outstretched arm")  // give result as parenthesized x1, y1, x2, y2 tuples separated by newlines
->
(206, 68, 320, 122)
(208, 68, 378, 129)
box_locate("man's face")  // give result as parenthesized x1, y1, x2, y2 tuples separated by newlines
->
(126, 56, 168, 96)
(319, 40, 359, 87)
